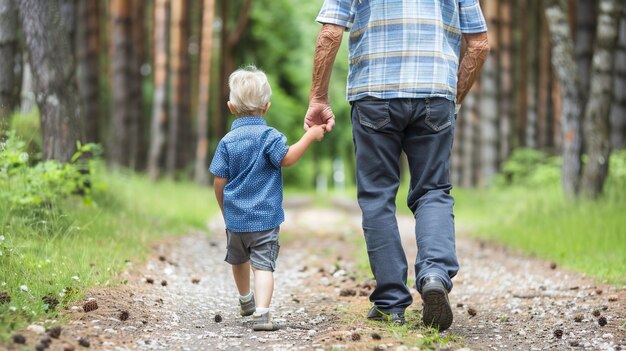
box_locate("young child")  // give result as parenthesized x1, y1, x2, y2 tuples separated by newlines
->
(210, 66, 325, 331)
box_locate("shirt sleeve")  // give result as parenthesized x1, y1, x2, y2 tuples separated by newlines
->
(459, 0, 488, 34)
(209, 140, 229, 178)
(316, 0, 354, 30)
(264, 129, 289, 168)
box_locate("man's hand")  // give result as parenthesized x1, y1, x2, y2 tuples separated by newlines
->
(304, 101, 335, 132)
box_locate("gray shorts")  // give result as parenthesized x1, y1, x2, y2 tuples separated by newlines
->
(225, 227, 280, 272)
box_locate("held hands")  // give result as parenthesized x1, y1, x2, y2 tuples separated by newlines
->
(306, 124, 327, 142)
(304, 101, 335, 132)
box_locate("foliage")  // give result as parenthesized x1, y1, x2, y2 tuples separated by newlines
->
(496, 148, 561, 188)
(0, 130, 102, 209)
(454, 151, 626, 284)
(0, 168, 218, 340)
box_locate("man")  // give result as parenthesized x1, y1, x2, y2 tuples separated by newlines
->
(305, 0, 489, 331)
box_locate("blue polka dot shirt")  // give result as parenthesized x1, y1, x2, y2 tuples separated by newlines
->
(209, 116, 289, 232)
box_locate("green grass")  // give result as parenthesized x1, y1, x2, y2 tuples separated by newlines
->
(453, 184, 626, 285)
(0, 170, 218, 339)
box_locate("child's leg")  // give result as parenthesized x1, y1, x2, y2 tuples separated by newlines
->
(231, 261, 251, 296)
(252, 268, 274, 309)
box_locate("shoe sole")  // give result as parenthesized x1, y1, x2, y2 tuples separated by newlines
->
(252, 322, 274, 331)
(422, 289, 453, 331)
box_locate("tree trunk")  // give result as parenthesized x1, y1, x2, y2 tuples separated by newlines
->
(58, 0, 77, 52)
(77, 0, 100, 143)
(498, 0, 513, 163)
(580, 0, 623, 198)
(575, 0, 597, 103)
(148, 0, 170, 180)
(0, 0, 19, 120)
(167, 0, 191, 176)
(537, 5, 552, 150)
(109, 0, 138, 168)
(479, 0, 499, 186)
(516, 0, 528, 147)
(194, 0, 216, 184)
(216, 0, 253, 141)
(18, 0, 82, 162)
(610, 7, 626, 150)
(461, 87, 480, 188)
(130, 0, 146, 170)
(545, 0, 584, 199)
(525, 0, 538, 149)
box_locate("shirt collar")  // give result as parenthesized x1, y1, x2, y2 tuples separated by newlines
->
(231, 116, 266, 130)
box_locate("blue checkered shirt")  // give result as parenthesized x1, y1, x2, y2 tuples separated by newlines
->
(209, 117, 289, 232)
(316, 0, 488, 101)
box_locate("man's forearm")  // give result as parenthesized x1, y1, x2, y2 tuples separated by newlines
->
(309, 24, 344, 102)
(456, 32, 490, 104)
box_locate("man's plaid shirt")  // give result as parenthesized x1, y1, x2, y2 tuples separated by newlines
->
(316, 0, 488, 102)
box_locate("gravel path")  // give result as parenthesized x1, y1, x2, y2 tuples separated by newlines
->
(5, 199, 625, 351)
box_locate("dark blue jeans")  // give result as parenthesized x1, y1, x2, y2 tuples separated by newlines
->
(351, 97, 458, 314)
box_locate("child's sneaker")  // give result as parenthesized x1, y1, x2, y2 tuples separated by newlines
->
(239, 293, 255, 317)
(252, 311, 274, 331)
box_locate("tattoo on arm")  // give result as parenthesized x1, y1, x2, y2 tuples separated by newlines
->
(457, 32, 490, 104)
(309, 24, 344, 102)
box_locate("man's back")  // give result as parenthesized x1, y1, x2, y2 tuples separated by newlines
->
(316, 0, 487, 101)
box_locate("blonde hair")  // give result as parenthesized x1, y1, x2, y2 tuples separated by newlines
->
(228, 65, 272, 116)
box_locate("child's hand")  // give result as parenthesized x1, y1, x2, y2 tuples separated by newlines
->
(307, 124, 326, 142)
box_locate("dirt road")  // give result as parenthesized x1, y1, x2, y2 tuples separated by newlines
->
(5, 199, 625, 350)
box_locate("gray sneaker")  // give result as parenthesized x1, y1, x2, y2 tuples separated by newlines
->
(252, 311, 275, 331)
(239, 293, 255, 317)
(421, 276, 453, 331)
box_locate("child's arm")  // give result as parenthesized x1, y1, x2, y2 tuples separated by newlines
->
(214, 176, 228, 217)
(281, 125, 326, 167)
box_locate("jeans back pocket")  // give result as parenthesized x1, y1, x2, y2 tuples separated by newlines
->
(425, 98, 453, 132)
(355, 99, 391, 130)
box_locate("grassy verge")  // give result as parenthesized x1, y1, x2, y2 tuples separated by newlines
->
(0, 170, 217, 339)
(453, 184, 626, 285)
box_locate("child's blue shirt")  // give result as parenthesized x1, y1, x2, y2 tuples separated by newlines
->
(209, 116, 289, 232)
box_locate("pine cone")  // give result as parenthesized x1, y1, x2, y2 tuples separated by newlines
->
(83, 299, 98, 312)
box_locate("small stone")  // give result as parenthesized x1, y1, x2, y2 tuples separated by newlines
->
(63, 344, 76, 351)
(351, 332, 361, 341)
(158, 255, 166, 261)
(598, 316, 607, 326)
(608, 295, 618, 302)
(467, 307, 477, 317)
(145, 277, 154, 284)
(119, 310, 129, 321)
(12, 334, 26, 344)
(371, 333, 382, 340)
(78, 337, 90, 347)
(595, 289, 603, 295)
(293, 297, 301, 303)
(569, 340, 579, 347)
(191, 277, 200, 284)
(27, 324, 46, 334)
(574, 314, 583, 322)
(35, 343, 47, 351)
(553, 329, 563, 339)
(47, 326, 62, 338)
(456, 303, 464, 308)
(214, 314, 223, 323)
(549, 262, 557, 270)
(161, 280, 168, 286)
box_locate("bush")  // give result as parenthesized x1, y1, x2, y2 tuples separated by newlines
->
(0, 130, 102, 209)
(496, 148, 560, 188)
